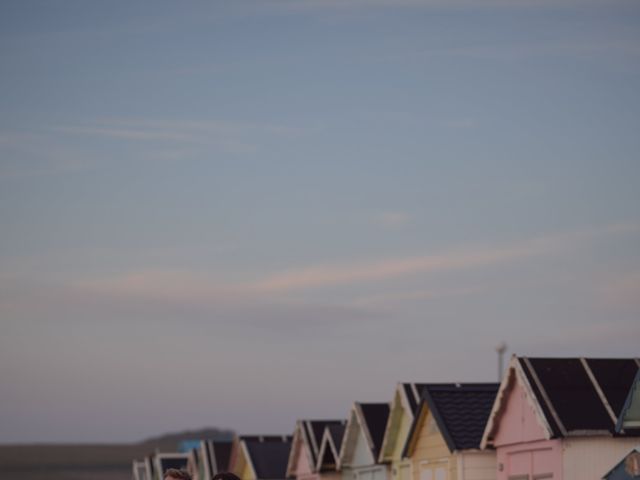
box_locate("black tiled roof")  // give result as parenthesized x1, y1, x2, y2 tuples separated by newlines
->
(401, 383, 430, 416)
(617, 369, 640, 433)
(241, 435, 291, 443)
(422, 383, 499, 451)
(519, 359, 563, 437)
(245, 438, 292, 480)
(402, 383, 418, 414)
(359, 403, 390, 460)
(304, 420, 344, 464)
(212, 441, 233, 472)
(587, 358, 639, 416)
(519, 357, 640, 435)
(328, 424, 346, 452)
(534, 358, 612, 431)
(158, 457, 190, 472)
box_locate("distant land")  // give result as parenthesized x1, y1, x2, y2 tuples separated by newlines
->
(0, 427, 234, 480)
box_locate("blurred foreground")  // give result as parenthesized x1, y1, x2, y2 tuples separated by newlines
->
(0, 428, 233, 480)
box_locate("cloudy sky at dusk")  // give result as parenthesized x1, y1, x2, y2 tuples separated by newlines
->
(1, 0, 640, 443)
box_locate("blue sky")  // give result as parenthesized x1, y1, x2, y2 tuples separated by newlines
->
(1, 0, 640, 443)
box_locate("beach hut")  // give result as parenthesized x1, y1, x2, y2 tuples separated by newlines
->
(198, 440, 233, 480)
(317, 421, 348, 476)
(230, 435, 293, 480)
(133, 459, 149, 480)
(338, 402, 391, 480)
(481, 356, 640, 480)
(379, 383, 429, 480)
(617, 370, 640, 434)
(287, 420, 347, 480)
(602, 447, 640, 480)
(403, 383, 499, 480)
(154, 452, 192, 479)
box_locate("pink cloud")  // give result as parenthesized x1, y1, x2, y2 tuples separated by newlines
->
(251, 224, 638, 293)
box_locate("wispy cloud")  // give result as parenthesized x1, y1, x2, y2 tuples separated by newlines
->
(382, 39, 640, 64)
(52, 126, 195, 142)
(0, 131, 97, 179)
(52, 118, 308, 155)
(251, 223, 639, 293)
(264, 0, 603, 10)
(66, 222, 639, 300)
(352, 286, 484, 307)
(0, 117, 309, 178)
(259, 0, 613, 13)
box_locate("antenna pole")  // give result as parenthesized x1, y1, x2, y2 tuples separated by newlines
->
(495, 342, 507, 382)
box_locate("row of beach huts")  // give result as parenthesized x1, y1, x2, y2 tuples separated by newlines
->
(133, 355, 640, 480)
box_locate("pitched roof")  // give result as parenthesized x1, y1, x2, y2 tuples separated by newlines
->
(482, 356, 640, 448)
(155, 453, 191, 475)
(379, 382, 430, 463)
(339, 402, 390, 468)
(403, 383, 499, 455)
(402, 383, 428, 416)
(617, 369, 640, 433)
(328, 424, 346, 452)
(316, 423, 347, 472)
(602, 446, 640, 479)
(287, 420, 346, 476)
(242, 436, 293, 480)
(202, 440, 233, 476)
(360, 403, 391, 460)
(212, 440, 233, 472)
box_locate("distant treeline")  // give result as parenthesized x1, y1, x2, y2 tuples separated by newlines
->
(0, 427, 234, 480)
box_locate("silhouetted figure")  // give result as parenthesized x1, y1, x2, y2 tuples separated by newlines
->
(213, 472, 242, 480)
(164, 468, 192, 480)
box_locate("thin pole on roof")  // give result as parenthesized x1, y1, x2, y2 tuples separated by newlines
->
(495, 341, 507, 382)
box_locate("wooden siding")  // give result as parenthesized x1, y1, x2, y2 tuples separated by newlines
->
(238, 453, 255, 480)
(350, 424, 376, 468)
(495, 439, 562, 480)
(458, 451, 496, 480)
(562, 437, 640, 480)
(389, 407, 415, 480)
(321, 473, 342, 480)
(410, 412, 457, 480)
(494, 380, 547, 448)
(393, 408, 413, 460)
(382, 389, 406, 462)
(293, 437, 314, 477)
(345, 465, 389, 480)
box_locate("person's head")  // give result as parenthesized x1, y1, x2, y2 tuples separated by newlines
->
(213, 472, 242, 480)
(164, 468, 192, 480)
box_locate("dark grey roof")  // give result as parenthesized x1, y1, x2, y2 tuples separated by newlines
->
(423, 383, 499, 451)
(328, 424, 346, 452)
(241, 435, 292, 443)
(212, 440, 233, 472)
(519, 357, 640, 436)
(617, 369, 640, 433)
(303, 420, 345, 465)
(244, 437, 293, 480)
(158, 457, 190, 472)
(400, 383, 430, 416)
(588, 359, 640, 417)
(359, 403, 390, 460)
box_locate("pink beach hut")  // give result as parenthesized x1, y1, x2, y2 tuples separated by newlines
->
(287, 420, 347, 480)
(481, 356, 640, 480)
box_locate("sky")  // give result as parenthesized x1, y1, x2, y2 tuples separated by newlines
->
(1, 0, 640, 444)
